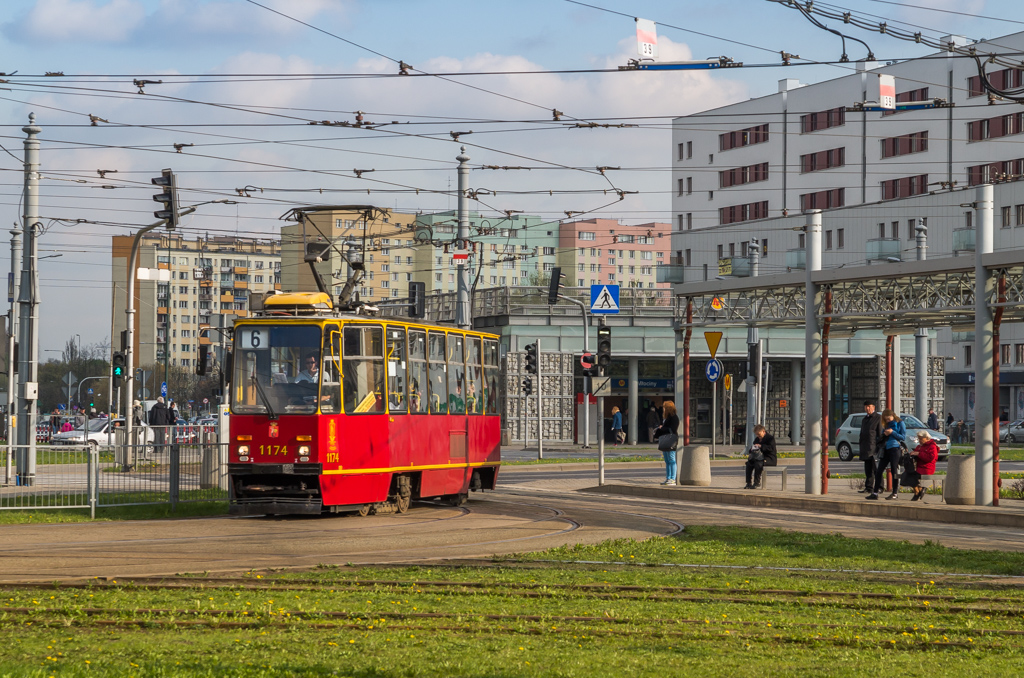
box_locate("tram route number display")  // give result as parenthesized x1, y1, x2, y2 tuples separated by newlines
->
(238, 328, 268, 350)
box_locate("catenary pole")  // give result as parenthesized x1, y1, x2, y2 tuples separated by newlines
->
(536, 338, 543, 460)
(804, 210, 823, 495)
(915, 221, 929, 422)
(745, 239, 760, 448)
(974, 184, 995, 506)
(16, 114, 41, 486)
(455, 147, 471, 330)
(5, 227, 20, 485)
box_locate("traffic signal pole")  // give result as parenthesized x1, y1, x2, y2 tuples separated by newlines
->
(536, 339, 543, 460)
(16, 114, 41, 487)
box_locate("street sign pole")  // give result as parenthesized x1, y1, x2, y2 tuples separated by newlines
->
(537, 339, 543, 460)
(712, 376, 717, 460)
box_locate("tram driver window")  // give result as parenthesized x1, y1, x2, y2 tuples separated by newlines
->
(320, 327, 341, 414)
(342, 325, 385, 414)
(232, 324, 321, 415)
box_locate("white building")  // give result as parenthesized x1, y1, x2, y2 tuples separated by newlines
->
(669, 31, 1024, 434)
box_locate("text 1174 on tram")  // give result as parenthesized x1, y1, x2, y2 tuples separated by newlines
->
(220, 290, 501, 516)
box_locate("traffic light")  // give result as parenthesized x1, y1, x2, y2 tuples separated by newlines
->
(597, 327, 611, 372)
(524, 342, 537, 375)
(409, 281, 425, 318)
(196, 345, 210, 376)
(581, 352, 597, 375)
(747, 342, 761, 384)
(152, 168, 180, 229)
(522, 377, 533, 396)
(547, 266, 565, 305)
(112, 352, 126, 388)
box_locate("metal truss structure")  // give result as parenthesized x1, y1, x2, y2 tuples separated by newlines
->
(673, 252, 1024, 331)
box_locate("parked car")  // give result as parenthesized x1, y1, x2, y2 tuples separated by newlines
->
(51, 418, 153, 451)
(834, 413, 950, 462)
(1005, 419, 1024, 443)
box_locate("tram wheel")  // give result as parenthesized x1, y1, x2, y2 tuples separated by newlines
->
(445, 493, 468, 507)
(395, 493, 411, 513)
(357, 504, 372, 517)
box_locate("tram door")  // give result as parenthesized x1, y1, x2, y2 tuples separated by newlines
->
(829, 363, 851, 442)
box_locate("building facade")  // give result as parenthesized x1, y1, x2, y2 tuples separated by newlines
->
(112, 234, 281, 369)
(558, 218, 672, 289)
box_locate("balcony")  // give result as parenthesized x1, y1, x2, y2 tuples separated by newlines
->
(220, 293, 235, 303)
(866, 237, 901, 261)
(953, 227, 976, 253)
(718, 256, 751, 277)
(233, 266, 248, 275)
(198, 293, 212, 301)
(233, 280, 249, 289)
(785, 248, 806, 270)
(656, 257, 687, 284)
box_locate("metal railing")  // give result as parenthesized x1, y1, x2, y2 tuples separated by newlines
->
(1, 426, 228, 518)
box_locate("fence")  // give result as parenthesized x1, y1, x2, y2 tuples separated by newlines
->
(1, 426, 228, 518)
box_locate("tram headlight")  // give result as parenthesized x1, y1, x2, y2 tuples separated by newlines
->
(238, 445, 249, 462)
(298, 445, 310, 462)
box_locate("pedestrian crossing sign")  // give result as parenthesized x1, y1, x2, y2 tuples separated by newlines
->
(590, 284, 620, 314)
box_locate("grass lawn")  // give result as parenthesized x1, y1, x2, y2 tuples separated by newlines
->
(1, 526, 1023, 676)
(0, 499, 228, 524)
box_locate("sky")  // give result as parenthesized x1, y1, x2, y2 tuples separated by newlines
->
(1, 0, 1022, 357)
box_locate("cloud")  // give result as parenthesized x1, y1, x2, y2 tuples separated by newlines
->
(6, 0, 146, 43)
(3, 0, 352, 45)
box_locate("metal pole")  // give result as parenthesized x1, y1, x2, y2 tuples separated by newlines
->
(597, 394, 605, 485)
(746, 240, 760, 448)
(804, 209, 823, 495)
(16, 113, 41, 486)
(627, 357, 638, 445)
(915, 221, 929, 421)
(822, 291, 831, 495)
(455, 147, 471, 330)
(556, 293, 590, 448)
(536, 338, 543, 460)
(975, 183, 995, 506)
(790, 359, 801, 445)
(683, 299, 692, 446)
(711, 376, 717, 460)
(5, 227, 20, 486)
(994, 275, 1005, 507)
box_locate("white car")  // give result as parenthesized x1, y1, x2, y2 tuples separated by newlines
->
(51, 418, 152, 451)
(834, 413, 950, 462)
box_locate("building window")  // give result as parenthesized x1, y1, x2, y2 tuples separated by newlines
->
(578, 278, 585, 286)
(579, 231, 596, 241)
(891, 221, 899, 239)
(686, 213, 693, 230)
(687, 141, 692, 158)
(685, 249, 692, 266)
(798, 233, 805, 248)
(728, 243, 735, 257)
(1016, 344, 1024, 364)
(837, 229, 845, 249)
(968, 110, 1024, 142)
(719, 201, 768, 225)
(717, 244, 723, 259)
(799, 188, 845, 212)
(800, 147, 845, 173)
(1001, 344, 1012, 365)
(686, 177, 693, 194)
(719, 162, 769, 188)
(718, 123, 769, 151)
(825, 230, 833, 250)
(641, 251, 652, 260)
(968, 158, 1024, 186)
(677, 142, 685, 160)
(965, 345, 972, 367)
(677, 214, 685, 231)
(880, 131, 928, 158)
(800, 107, 845, 133)
(880, 175, 928, 201)
(1003, 206, 1012, 228)
(677, 178, 685, 195)
(882, 87, 930, 114)
(965, 211, 973, 229)
(578, 263, 584, 271)
(878, 223, 886, 239)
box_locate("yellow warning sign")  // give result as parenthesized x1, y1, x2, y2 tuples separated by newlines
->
(704, 331, 723, 359)
(723, 374, 731, 391)
(710, 297, 724, 311)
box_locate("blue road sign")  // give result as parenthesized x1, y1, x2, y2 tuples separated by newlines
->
(57, 403, 65, 411)
(87, 388, 93, 395)
(160, 381, 168, 397)
(705, 359, 723, 382)
(590, 284, 620, 314)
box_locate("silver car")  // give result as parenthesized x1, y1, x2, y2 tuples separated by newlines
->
(834, 413, 950, 462)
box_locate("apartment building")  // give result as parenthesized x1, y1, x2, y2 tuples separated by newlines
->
(671, 31, 1024, 236)
(557, 218, 671, 289)
(112, 234, 281, 368)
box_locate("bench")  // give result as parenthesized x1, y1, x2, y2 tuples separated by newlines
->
(758, 466, 788, 491)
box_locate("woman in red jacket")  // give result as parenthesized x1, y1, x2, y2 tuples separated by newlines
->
(909, 430, 938, 501)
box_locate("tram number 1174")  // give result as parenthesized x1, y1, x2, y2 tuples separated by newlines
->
(259, 445, 289, 456)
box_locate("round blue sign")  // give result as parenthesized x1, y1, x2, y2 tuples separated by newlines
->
(705, 359, 723, 382)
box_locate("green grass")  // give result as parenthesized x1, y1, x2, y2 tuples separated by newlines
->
(950, 446, 1024, 461)
(0, 498, 227, 524)
(2, 527, 1024, 676)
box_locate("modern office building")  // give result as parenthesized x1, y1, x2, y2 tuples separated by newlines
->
(112, 234, 281, 369)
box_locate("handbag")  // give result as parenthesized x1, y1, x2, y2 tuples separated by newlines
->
(747, 447, 764, 463)
(657, 432, 678, 452)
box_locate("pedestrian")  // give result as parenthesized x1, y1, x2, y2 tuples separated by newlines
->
(945, 411, 954, 433)
(859, 400, 884, 495)
(744, 424, 778, 489)
(611, 406, 624, 446)
(927, 408, 939, 431)
(132, 400, 143, 426)
(653, 401, 679, 485)
(868, 409, 905, 501)
(148, 396, 172, 453)
(646, 405, 661, 444)
(906, 430, 938, 501)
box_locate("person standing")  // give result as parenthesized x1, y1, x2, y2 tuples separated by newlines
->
(646, 405, 661, 444)
(610, 406, 624, 446)
(744, 424, 777, 489)
(148, 396, 172, 454)
(858, 400, 884, 495)
(927, 408, 939, 431)
(653, 401, 679, 485)
(868, 409, 905, 501)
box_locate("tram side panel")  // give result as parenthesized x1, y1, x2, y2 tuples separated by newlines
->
(319, 412, 392, 506)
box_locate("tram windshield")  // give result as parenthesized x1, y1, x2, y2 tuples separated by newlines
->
(232, 324, 322, 415)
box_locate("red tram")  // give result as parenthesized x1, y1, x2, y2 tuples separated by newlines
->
(226, 292, 501, 515)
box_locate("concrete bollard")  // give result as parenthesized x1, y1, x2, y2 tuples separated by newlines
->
(944, 455, 975, 505)
(677, 445, 711, 486)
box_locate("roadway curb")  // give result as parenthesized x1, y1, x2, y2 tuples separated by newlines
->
(504, 458, 808, 473)
(580, 484, 1024, 528)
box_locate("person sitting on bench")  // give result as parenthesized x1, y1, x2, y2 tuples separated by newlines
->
(907, 430, 938, 501)
(744, 424, 778, 489)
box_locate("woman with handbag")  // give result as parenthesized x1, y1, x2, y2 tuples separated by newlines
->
(744, 424, 777, 489)
(868, 409, 906, 501)
(653, 401, 680, 485)
(611, 406, 624, 446)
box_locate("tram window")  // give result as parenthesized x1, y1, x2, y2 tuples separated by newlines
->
(342, 325, 385, 414)
(320, 326, 341, 414)
(386, 326, 407, 413)
(428, 331, 448, 413)
(466, 337, 483, 415)
(447, 334, 466, 414)
(233, 324, 321, 416)
(483, 339, 500, 415)
(408, 329, 428, 414)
